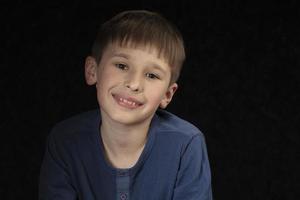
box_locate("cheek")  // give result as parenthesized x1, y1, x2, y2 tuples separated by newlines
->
(97, 68, 116, 86)
(147, 85, 168, 102)
(95, 69, 121, 98)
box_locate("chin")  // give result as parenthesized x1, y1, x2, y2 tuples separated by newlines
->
(111, 113, 146, 126)
(109, 109, 155, 126)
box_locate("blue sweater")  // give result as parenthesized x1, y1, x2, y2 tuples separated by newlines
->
(39, 109, 213, 200)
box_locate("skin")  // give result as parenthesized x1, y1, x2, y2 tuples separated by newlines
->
(85, 43, 178, 168)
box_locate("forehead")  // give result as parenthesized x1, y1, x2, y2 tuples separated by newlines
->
(104, 42, 170, 65)
(105, 41, 170, 62)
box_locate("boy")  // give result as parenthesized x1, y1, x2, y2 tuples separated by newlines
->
(39, 10, 212, 200)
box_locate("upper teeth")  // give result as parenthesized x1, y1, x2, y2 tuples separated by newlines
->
(119, 97, 137, 106)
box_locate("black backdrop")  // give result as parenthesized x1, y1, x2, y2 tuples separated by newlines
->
(1, 0, 299, 199)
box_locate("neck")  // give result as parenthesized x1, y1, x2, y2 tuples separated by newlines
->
(101, 121, 149, 154)
(100, 112, 152, 168)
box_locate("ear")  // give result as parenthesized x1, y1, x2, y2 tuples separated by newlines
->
(159, 83, 178, 109)
(85, 56, 98, 85)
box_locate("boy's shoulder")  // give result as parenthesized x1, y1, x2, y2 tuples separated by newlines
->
(49, 109, 100, 140)
(154, 109, 204, 139)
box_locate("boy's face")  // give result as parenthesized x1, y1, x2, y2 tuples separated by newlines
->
(85, 43, 178, 126)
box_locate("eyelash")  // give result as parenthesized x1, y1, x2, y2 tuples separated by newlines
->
(115, 63, 128, 70)
(114, 63, 160, 80)
(146, 73, 160, 80)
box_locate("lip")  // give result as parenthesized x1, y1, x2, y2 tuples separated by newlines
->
(112, 94, 143, 109)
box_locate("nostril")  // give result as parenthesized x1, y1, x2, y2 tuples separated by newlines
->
(125, 83, 139, 92)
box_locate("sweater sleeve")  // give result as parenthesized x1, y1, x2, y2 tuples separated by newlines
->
(172, 134, 213, 200)
(39, 130, 77, 200)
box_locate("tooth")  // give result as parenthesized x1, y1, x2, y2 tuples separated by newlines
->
(117, 96, 139, 106)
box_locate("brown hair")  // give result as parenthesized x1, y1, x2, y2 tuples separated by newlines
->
(91, 10, 185, 83)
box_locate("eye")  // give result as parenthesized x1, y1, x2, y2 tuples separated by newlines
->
(146, 73, 160, 80)
(115, 63, 128, 70)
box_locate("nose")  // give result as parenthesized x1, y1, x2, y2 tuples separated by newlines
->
(125, 72, 143, 92)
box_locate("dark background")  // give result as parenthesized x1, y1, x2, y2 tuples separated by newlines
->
(1, 0, 299, 199)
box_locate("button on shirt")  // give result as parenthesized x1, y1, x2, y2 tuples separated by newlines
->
(39, 109, 213, 200)
(117, 170, 130, 200)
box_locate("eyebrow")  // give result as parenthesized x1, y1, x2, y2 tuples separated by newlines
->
(112, 53, 130, 59)
(147, 62, 167, 75)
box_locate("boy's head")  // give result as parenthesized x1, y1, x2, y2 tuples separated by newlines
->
(91, 10, 185, 84)
(85, 10, 186, 125)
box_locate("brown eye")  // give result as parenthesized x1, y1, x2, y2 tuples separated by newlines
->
(115, 63, 128, 70)
(146, 73, 159, 79)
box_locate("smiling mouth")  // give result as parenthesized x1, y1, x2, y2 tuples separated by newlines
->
(112, 94, 143, 109)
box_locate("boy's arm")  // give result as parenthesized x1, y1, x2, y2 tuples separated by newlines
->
(39, 132, 77, 200)
(173, 134, 213, 200)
